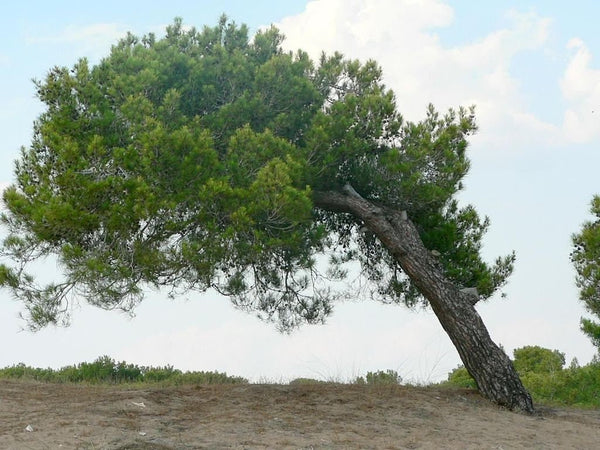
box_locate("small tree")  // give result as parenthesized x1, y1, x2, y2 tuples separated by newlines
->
(571, 195, 600, 350)
(0, 18, 532, 411)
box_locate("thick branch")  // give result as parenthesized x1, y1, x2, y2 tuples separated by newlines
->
(314, 186, 410, 261)
(314, 186, 477, 303)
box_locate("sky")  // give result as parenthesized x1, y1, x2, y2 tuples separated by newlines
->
(0, 0, 599, 383)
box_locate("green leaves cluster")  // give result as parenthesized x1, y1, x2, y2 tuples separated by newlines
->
(1, 17, 513, 330)
(572, 196, 600, 349)
(512, 345, 566, 374)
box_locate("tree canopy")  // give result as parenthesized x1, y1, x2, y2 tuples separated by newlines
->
(572, 195, 600, 350)
(1, 17, 514, 331)
(513, 345, 566, 374)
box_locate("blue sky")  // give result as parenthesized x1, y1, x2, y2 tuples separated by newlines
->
(0, 0, 599, 382)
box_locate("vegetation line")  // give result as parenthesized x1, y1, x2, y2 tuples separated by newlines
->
(2, 349, 599, 409)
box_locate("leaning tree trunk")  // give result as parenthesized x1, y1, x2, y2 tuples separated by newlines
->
(314, 185, 534, 413)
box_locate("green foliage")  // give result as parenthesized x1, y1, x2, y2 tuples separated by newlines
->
(0, 356, 248, 385)
(354, 369, 402, 385)
(513, 345, 565, 374)
(518, 361, 600, 407)
(142, 365, 182, 383)
(580, 318, 600, 349)
(572, 195, 600, 349)
(444, 347, 600, 407)
(1, 17, 513, 330)
(445, 366, 477, 389)
(173, 370, 247, 385)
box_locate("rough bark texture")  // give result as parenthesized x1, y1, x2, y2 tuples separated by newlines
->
(314, 185, 534, 413)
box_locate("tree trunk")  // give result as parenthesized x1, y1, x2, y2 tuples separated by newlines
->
(314, 185, 534, 413)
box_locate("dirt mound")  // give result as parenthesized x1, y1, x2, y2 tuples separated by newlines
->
(1, 379, 598, 449)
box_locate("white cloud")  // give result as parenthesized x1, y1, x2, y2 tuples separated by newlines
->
(278, 0, 453, 58)
(561, 38, 600, 143)
(27, 23, 126, 45)
(26, 23, 129, 62)
(277, 1, 564, 150)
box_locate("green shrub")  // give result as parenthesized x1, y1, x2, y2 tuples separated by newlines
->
(0, 356, 247, 385)
(355, 369, 402, 385)
(174, 370, 248, 385)
(59, 365, 83, 383)
(0, 363, 59, 382)
(113, 360, 143, 382)
(142, 365, 182, 383)
(445, 366, 477, 389)
(543, 361, 600, 407)
(0, 363, 28, 379)
(77, 355, 116, 382)
(513, 346, 565, 374)
(443, 347, 600, 408)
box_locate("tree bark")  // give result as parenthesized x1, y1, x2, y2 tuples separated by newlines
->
(314, 185, 534, 413)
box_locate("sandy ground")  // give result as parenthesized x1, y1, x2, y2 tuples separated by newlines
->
(0, 379, 599, 449)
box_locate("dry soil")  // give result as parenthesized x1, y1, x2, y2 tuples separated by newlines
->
(0, 379, 599, 449)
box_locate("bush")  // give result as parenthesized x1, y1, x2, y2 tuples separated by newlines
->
(355, 369, 402, 385)
(0, 363, 59, 382)
(0, 356, 248, 385)
(174, 370, 248, 385)
(77, 356, 118, 382)
(141, 365, 182, 383)
(0, 363, 29, 379)
(513, 346, 565, 374)
(442, 347, 600, 407)
(445, 366, 477, 389)
(114, 360, 144, 382)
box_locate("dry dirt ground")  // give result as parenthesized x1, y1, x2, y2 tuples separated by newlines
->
(0, 379, 599, 449)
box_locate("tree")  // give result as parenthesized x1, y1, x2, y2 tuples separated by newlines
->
(513, 346, 565, 374)
(0, 17, 533, 412)
(572, 195, 600, 350)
